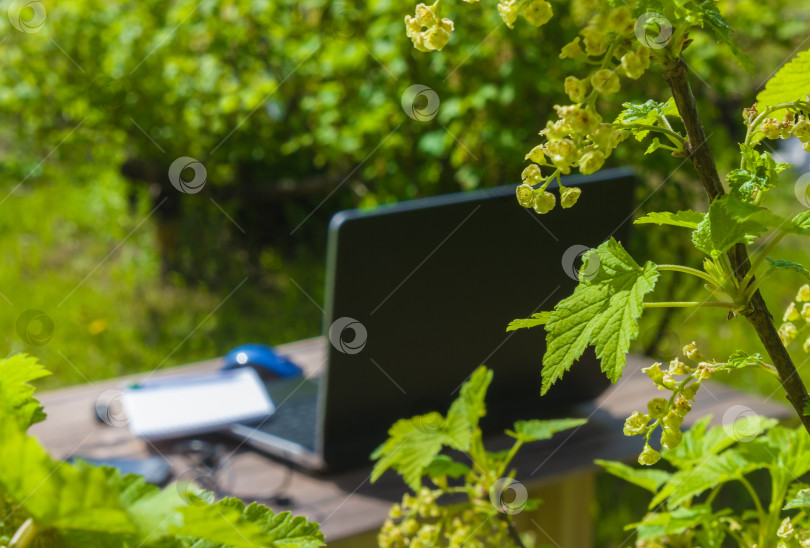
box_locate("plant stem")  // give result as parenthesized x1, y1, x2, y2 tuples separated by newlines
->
(656, 264, 718, 285)
(737, 476, 766, 544)
(643, 301, 734, 309)
(663, 57, 810, 435)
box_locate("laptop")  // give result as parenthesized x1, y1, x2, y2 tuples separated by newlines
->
(228, 168, 637, 470)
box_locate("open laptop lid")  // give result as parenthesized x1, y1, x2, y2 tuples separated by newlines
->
(318, 168, 637, 468)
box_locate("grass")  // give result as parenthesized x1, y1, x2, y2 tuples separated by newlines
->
(0, 169, 325, 390)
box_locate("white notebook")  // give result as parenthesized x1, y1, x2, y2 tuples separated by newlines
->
(122, 367, 274, 440)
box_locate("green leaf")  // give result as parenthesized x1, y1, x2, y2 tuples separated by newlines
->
(0, 354, 51, 429)
(756, 48, 810, 109)
(506, 418, 586, 443)
(662, 415, 777, 469)
(785, 488, 810, 510)
(595, 459, 671, 494)
(424, 455, 470, 480)
(726, 168, 769, 201)
(445, 366, 493, 446)
(631, 505, 731, 542)
(634, 210, 704, 229)
(726, 350, 766, 369)
(644, 137, 663, 155)
(691, 195, 780, 257)
(765, 257, 810, 280)
(506, 312, 550, 332)
(694, 1, 753, 72)
(370, 413, 449, 491)
(615, 98, 679, 141)
(371, 367, 492, 491)
(173, 499, 324, 548)
(541, 238, 659, 394)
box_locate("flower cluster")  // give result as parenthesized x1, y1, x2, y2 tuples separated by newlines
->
(517, 6, 655, 213)
(745, 104, 810, 152)
(405, 2, 454, 52)
(516, 104, 627, 213)
(379, 487, 513, 548)
(624, 343, 719, 465)
(496, 0, 553, 29)
(779, 284, 810, 350)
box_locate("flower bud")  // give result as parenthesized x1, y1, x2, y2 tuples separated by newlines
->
(560, 186, 581, 208)
(564, 76, 589, 103)
(777, 517, 795, 540)
(668, 358, 691, 375)
(546, 138, 577, 171)
(785, 302, 800, 322)
(590, 69, 620, 95)
(415, 3, 437, 27)
(533, 191, 556, 214)
(797, 284, 810, 302)
(579, 150, 606, 175)
(779, 322, 798, 346)
(521, 163, 543, 184)
(672, 396, 691, 417)
(497, 0, 519, 28)
(642, 362, 664, 385)
(560, 37, 584, 60)
(620, 50, 649, 80)
(661, 427, 682, 449)
(623, 410, 649, 436)
(516, 183, 535, 208)
(581, 27, 608, 56)
(682, 382, 700, 401)
(663, 410, 683, 430)
(683, 342, 704, 362)
(695, 363, 714, 381)
(607, 6, 633, 35)
(761, 117, 781, 140)
(742, 105, 758, 124)
(793, 118, 810, 142)
(647, 397, 667, 419)
(521, 0, 553, 27)
(525, 145, 547, 165)
(390, 504, 403, 518)
(638, 444, 661, 466)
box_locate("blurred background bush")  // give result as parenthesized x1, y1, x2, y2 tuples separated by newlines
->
(0, 0, 808, 544)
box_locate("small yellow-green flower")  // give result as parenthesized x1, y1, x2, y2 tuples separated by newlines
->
(591, 69, 620, 95)
(560, 186, 581, 208)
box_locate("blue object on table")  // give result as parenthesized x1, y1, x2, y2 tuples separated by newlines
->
(222, 344, 303, 379)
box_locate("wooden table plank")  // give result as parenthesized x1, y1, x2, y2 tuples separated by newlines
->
(29, 338, 792, 541)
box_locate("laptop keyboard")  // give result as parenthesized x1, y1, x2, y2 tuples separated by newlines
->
(255, 393, 318, 451)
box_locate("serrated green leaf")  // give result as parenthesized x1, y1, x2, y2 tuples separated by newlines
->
(757, 48, 810, 110)
(785, 488, 810, 510)
(727, 169, 769, 201)
(506, 312, 550, 332)
(645, 137, 663, 155)
(541, 238, 659, 394)
(595, 459, 671, 493)
(506, 417, 586, 443)
(694, 1, 753, 72)
(726, 350, 766, 369)
(371, 367, 492, 491)
(691, 195, 781, 257)
(0, 354, 51, 429)
(635, 210, 704, 229)
(615, 98, 678, 141)
(631, 505, 731, 543)
(766, 257, 810, 280)
(424, 455, 470, 480)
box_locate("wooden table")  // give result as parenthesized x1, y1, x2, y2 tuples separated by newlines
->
(30, 337, 791, 546)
